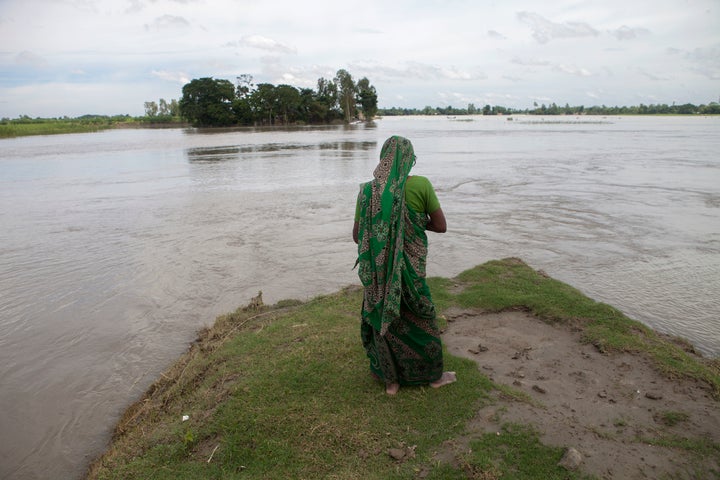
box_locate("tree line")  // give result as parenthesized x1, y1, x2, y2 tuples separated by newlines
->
(176, 70, 378, 127)
(380, 101, 720, 117)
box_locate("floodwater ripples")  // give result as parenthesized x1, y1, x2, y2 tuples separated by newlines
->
(0, 116, 718, 479)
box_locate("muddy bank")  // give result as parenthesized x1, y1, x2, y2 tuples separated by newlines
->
(441, 309, 720, 479)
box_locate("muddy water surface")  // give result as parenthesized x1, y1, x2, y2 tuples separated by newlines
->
(1, 116, 718, 479)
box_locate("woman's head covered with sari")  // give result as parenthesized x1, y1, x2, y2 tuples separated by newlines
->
(372, 135, 415, 187)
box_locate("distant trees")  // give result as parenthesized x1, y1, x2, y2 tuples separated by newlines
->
(378, 102, 720, 117)
(178, 71, 378, 127)
(144, 101, 158, 117)
(701, 102, 720, 114)
(356, 77, 378, 120)
(335, 69, 356, 123)
(143, 98, 179, 120)
(315, 77, 339, 123)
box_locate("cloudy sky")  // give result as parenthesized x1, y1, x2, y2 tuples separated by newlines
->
(1, 0, 718, 118)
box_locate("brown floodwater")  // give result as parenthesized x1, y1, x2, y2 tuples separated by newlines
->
(0, 115, 718, 479)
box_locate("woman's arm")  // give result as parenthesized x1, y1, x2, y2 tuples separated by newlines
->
(353, 221, 359, 244)
(426, 208, 447, 233)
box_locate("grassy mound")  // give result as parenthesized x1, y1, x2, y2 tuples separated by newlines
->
(87, 258, 719, 479)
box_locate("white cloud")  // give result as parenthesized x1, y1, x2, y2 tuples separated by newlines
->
(151, 70, 190, 84)
(487, 30, 507, 40)
(125, 0, 145, 13)
(517, 11, 600, 44)
(510, 57, 591, 77)
(609, 25, 651, 40)
(554, 64, 592, 77)
(237, 35, 297, 55)
(666, 44, 720, 80)
(502, 75, 524, 82)
(144, 15, 191, 31)
(353, 27, 383, 34)
(511, 56, 552, 67)
(638, 69, 672, 81)
(15, 51, 47, 68)
(349, 61, 485, 82)
(127, 0, 200, 13)
(253, 56, 328, 88)
(686, 45, 720, 79)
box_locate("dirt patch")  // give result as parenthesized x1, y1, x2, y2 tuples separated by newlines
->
(440, 309, 720, 479)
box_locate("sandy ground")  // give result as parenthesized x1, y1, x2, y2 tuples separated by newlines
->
(439, 308, 720, 479)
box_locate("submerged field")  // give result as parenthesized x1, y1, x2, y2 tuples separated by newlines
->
(87, 259, 720, 480)
(0, 117, 184, 138)
(0, 121, 114, 137)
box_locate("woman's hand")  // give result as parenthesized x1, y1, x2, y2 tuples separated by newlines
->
(353, 221, 359, 244)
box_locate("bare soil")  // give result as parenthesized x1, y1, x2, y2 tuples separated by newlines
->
(439, 308, 720, 479)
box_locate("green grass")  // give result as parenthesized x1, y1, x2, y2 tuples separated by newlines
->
(90, 287, 493, 479)
(636, 432, 720, 478)
(0, 120, 114, 137)
(655, 411, 690, 427)
(640, 434, 720, 456)
(87, 258, 720, 479)
(461, 424, 594, 480)
(0, 116, 184, 138)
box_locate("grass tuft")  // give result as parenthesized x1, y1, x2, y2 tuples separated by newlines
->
(655, 411, 691, 427)
(463, 423, 595, 480)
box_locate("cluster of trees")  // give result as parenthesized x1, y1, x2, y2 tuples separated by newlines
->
(178, 70, 378, 127)
(143, 98, 180, 121)
(380, 101, 720, 117)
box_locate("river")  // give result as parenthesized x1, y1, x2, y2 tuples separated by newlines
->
(1, 115, 718, 479)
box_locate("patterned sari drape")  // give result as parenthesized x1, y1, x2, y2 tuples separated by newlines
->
(356, 136, 443, 385)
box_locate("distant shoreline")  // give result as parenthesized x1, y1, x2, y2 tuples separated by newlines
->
(0, 119, 190, 139)
(3, 113, 718, 139)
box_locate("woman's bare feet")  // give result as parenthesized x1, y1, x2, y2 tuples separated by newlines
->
(385, 383, 400, 395)
(430, 371, 457, 388)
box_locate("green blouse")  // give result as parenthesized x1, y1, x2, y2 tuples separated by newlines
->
(355, 175, 440, 221)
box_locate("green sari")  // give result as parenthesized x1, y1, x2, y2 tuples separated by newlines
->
(356, 136, 444, 386)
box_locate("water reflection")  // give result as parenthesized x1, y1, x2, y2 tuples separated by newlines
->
(186, 146, 241, 163)
(318, 140, 376, 151)
(186, 139, 377, 164)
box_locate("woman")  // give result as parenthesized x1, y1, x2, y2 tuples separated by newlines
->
(353, 135, 456, 395)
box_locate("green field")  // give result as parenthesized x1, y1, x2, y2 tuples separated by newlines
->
(0, 116, 184, 138)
